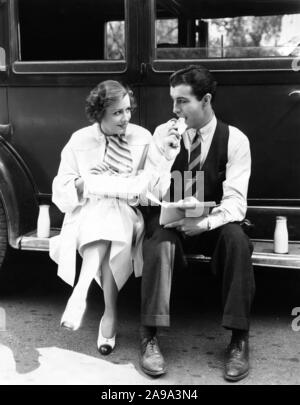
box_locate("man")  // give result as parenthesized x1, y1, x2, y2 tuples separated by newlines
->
(140, 65, 255, 382)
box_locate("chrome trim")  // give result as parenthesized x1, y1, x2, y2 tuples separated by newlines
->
(18, 231, 300, 269)
(247, 206, 300, 211)
(289, 90, 300, 97)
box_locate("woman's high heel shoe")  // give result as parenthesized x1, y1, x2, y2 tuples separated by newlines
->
(60, 295, 87, 331)
(97, 317, 116, 355)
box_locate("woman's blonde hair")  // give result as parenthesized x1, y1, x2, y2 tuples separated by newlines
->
(85, 80, 136, 123)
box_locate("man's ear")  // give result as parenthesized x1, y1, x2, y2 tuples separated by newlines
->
(203, 93, 212, 105)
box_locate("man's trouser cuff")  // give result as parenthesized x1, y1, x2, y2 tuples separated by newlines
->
(222, 315, 250, 331)
(141, 314, 170, 327)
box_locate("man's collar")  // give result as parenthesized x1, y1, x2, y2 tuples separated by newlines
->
(198, 115, 217, 139)
(187, 115, 216, 143)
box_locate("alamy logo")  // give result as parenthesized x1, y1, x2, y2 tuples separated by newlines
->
(0, 307, 6, 331)
(291, 307, 300, 332)
(140, 170, 205, 208)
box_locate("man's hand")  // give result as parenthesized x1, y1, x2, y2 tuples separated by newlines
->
(176, 196, 199, 210)
(157, 119, 182, 161)
(164, 216, 209, 237)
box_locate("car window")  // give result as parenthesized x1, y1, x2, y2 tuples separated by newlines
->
(155, 0, 300, 60)
(18, 0, 125, 61)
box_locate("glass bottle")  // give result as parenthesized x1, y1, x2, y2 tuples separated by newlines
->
(37, 204, 50, 238)
(274, 216, 288, 254)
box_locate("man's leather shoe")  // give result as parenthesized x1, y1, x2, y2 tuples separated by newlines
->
(224, 338, 249, 382)
(140, 336, 167, 376)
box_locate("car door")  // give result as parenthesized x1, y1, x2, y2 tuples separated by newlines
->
(6, 0, 142, 195)
(140, 0, 300, 203)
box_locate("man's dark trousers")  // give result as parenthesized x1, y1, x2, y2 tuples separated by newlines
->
(141, 119, 255, 331)
(141, 211, 255, 331)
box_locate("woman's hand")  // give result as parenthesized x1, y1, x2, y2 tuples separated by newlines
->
(89, 162, 116, 175)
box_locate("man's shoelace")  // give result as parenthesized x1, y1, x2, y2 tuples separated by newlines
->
(147, 338, 159, 354)
(227, 342, 245, 360)
(229, 348, 242, 360)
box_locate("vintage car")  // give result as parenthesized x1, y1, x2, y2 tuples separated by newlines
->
(0, 0, 300, 278)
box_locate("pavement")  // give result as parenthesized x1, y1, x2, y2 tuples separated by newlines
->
(0, 250, 300, 385)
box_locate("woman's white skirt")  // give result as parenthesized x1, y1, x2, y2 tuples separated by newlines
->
(50, 197, 144, 291)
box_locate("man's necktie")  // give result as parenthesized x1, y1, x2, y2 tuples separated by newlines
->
(104, 134, 133, 175)
(185, 131, 202, 198)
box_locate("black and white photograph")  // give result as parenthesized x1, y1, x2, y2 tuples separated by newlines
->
(0, 0, 300, 390)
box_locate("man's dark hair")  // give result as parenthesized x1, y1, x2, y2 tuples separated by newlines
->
(169, 65, 217, 102)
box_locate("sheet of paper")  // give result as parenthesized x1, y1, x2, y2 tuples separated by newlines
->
(159, 202, 185, 225)
(145, 191, 163, 206)
(145, 192, 216, 226)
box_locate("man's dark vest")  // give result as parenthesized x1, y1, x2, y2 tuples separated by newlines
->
(169, 119, 229, 203)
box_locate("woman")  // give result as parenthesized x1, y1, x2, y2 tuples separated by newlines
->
(50, 80, 171, 355)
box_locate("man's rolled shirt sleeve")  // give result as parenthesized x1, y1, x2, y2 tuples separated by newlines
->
(208, 127, 251, 230)
(144, 123, 179, 201)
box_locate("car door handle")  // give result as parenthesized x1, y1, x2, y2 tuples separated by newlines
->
(289, 90, 300, 97)
(0, 124, 13, 138)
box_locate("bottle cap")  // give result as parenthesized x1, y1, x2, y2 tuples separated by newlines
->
(276, 216, 287, 221)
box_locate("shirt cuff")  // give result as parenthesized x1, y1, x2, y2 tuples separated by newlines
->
(207, 209, 227, 230)
(66, 177, 85, 207)
(148, 141, 177, 172)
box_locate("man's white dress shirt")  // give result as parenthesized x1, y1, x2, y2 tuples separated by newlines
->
(154, 115, 251, 230)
